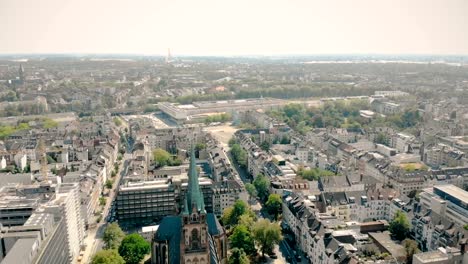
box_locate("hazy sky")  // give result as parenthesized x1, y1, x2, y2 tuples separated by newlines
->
(1, 0, 467, 55)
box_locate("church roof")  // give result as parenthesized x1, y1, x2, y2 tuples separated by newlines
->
(154, 216, 182, 264)
(207, 213, 224, 236)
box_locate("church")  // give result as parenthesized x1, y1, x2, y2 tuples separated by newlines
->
(151, 148, 227, 264)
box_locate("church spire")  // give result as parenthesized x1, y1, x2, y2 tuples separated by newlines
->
(184, 147, 205, 215)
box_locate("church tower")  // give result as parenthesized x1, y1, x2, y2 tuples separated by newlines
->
(19, 64, 24, 83)
(152, 148, 227, 264)
(180, 148, 210, 264)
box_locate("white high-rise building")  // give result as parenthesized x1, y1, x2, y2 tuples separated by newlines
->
(41, 182, 85, 262)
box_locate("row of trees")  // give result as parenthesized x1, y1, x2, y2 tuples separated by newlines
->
(221, 200, 282, 263)
(204, 113, 232, 124)
(230, 144, 247, 168)
(93, 223, 150, 264)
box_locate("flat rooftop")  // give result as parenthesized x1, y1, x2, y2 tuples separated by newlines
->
(434, 184, 468, 204)
(413, 251, 449, 263)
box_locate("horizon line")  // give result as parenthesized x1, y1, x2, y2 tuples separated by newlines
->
(1, 52, 468, 58)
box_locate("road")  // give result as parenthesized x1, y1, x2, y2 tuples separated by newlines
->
(79, 157, 127, 264)
(205, 124, 307, 263)
(205, 128, 288, 263)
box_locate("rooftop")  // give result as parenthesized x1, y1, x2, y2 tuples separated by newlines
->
(434, 184, 468, 204)
(413, 250, 449, 263)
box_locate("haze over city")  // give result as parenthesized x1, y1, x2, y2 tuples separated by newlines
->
(1, 0, 468, 55)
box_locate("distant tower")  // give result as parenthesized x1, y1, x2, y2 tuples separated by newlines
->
(19, 64, 25, 83)
(166, 48, 172, 63)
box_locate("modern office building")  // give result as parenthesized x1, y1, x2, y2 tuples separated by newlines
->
(116, 176, 213, 228)
(419, 184, 468, 227)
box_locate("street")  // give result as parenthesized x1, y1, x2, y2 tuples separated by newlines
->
(205, 124, 307, 264)
(79, 156, 128, 263)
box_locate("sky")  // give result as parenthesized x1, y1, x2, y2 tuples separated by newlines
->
(1, 0, 468, 56)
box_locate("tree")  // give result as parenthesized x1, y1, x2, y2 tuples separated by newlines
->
(389, 211, 410, 241)
(221, 207, 234, 227)
(231, 144, 247, 167)
(260, 140, 270, 151)
(265, 194, 282, 220)
(252, 219, 282, 257)
(152, 148, 171, 167)
(238, 214, 255, 228)
(103, 223, 125, 250)
(105, 179, 113, 189)
(403, 239, 419, 264)
(228, 137, 237, 147)
(253, 174, 270, 202)
(99, 197, 106, 206)
(230, 225, 256, 256)
(113, 117, 122, 126)
(374, 132, 389, 146)
(91, 249, 125, 264)
(229, 248, 250, 264)
(245, 183, 257, 201)
(118, 233, 150, 264)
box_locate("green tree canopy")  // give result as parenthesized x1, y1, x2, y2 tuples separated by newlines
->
(105, 179, 113, 189)
(91, 249, 125, 264)
(252, 219, 282, 257)
(152, 148, 172, 167)
(238, 214, 255, 229)
(229, 248, 250, 264)
(403, 239, 420, 264)
(118, 233, 150, 264)
(245, 183, 257, 200)
(113, 117, 122, 126)
(265, 194, 282, 220)
(253, 174, 270, 202)
(103, 223, 125, 250)
(389, 211, 410, 241)
(231, 144, 247, 167)
(298, 167, 335, 181)
(230, 225, 256, 256)
(222, 200, 254, 227)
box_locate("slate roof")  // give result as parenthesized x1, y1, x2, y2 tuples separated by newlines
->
(207, 213, 224, 236)
(154, 216, 182, 264)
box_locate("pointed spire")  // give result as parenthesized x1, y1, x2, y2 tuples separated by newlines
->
(185, 147, 206, 214)
(182, 195, 189, 216)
